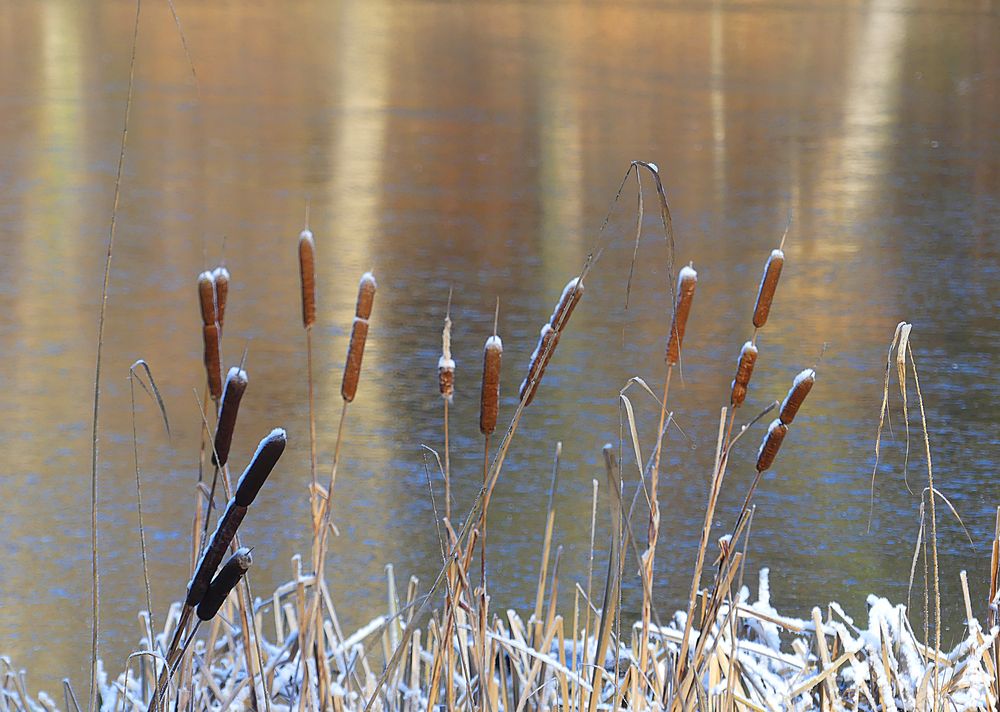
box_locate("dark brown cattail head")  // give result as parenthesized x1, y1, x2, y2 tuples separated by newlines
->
(549, 278, 584, 331)
(298, 229, 316, 329)
(479, 335, 502, 436)
(197, 547, 252, 621)
(341, 272, 376, 403)
(212, 266, 230, 329)
(186, 500, 248, 606)
(755, 419, 788, 473)
(752, 249, 784, 329)
(519, 324, 560, 407)
(438, 314, 455, 402)
(666, 265, 697, 366)
(779, 368, 815, 425)
(202, 323, 223, 400)
(235, 428, 287, 506)
(198, 271, 217, 326)
(213, 367, 248, 467)
(730, 341, 758, 407)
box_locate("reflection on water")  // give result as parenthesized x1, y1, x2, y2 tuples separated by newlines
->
(0, 0, 998, 696)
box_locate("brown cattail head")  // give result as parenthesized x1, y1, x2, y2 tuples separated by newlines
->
(752, 249, 784, 328)
(779, 368, 815, 425)
(549, 278, 584, 331)
(479, 335, 502, 435)
(341, 273, 376, 403)
(197, 547, 252, 621)
(755, 419, 788, 473)
(666, 265, 697, 366)
(730, 341, 758, 407)
(519, 324, 560, 407)
(235, 428, 287, 506)
(355, 271, 377, 320)
(212, 266, 230, 329)
(198, 271, 217, 326)
(213, 367, 249, 467)
(298, 229, 316, 329)
(202, 323, 223, 400)
(438, 314, 455, 402)
(186, 500, 248, 606)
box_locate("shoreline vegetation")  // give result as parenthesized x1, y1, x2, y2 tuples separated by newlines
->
(2, 162, 997, 711)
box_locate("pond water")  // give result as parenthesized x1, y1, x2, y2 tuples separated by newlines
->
(0, 0, 998, 697)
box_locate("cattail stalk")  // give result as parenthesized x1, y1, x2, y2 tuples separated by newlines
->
(666, 265, 697, 366)
(213, 367, 248, 468)
(341, 272, 377, 403)
(197, 548, 252, 621)
(298, 224, 320, 526)
(198, 271, 223, 400)
(212, 266, 229, 331)
(752, 249, 784, 329)
(438, 300, 455, 521)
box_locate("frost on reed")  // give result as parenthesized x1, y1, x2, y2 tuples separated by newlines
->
(342, 272, 376, 403)
(519, 277, 583, 406)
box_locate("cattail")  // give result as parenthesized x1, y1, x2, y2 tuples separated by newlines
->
(779, 368, 815, 425)
(212, 367, 249, 468)
(186, 500, 248, 606)
(752, 249, 784, 328)
(730, 341, 758, 407)
(198, 271, 216, 326)
(341, 272, 376, 403)
(212, 266, 230, 330)
(298, 229, 316, 329)
(479, 335, 502, 435)
(549, 278, 584, 331)
(755, 419, 788, 473)
(197, 548, 252, 621)
(235, 428, 287, 507)
(438, 314, 455, 402)
(202, 323, 223, 400)
(519, 324, 559, 407)
(666, 265, 697, 365)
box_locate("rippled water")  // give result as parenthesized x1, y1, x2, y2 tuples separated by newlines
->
(0, 0, 998, 696)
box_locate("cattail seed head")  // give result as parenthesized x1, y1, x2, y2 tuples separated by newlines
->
(355, 272, 377, 320)
(186, 500, 248, 607)
(479, 335, 502, 436)
(549, 278, 584, 331)
(779, 368, 815, 425)
(730, 341, 758, 407)
(755, 419, 788, 473)
(752, 249, 784, 328)
(235, 428, 287, 506)
(519, 324, 560, 407)
(666, 265, 697, 365)
(438, 314, 455, 402)
(197, 547, 252, 621)
(298, 229, 316, 329)
(202, 323, 223, 400)
(198, 271, 217, 326)
(213, 367, 248, 467)
(341, 273, 376, 403)
(212, 267, 230, 329)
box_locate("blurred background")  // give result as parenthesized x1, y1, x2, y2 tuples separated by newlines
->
(0, 0, 998, 697)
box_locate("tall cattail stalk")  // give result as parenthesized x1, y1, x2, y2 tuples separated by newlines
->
(212, 266, 229, 333)
(198, 271, 223, 400)
(478, 304, 502, 584)
(641, 263, 696, 694)
(730, 341, 758, 407)
(438, 292, 455, 521)
(298, 218, 319, 525)
(752, 248, 784, 330)
(519, 278, 583, 406)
